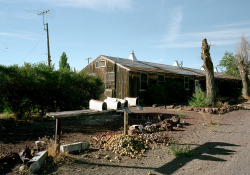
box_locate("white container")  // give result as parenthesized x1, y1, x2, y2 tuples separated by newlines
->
(89, 99, 107, 111)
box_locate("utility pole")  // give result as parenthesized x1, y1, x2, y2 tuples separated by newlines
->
(45, 23, 51, 66)
(85, 57, 92, 65)
(25, 9, 54, 66)
(38, 9, 52, 66)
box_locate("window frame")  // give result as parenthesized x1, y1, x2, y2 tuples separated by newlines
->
(105, 72, 115, 89)
(184, 76, 189, 90)
(96, 60, 106, 68)
(140, 72, 148, 90)
(157, 74, 165, 84)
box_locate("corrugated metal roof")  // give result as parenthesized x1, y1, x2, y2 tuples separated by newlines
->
(102, 55, 240, 80)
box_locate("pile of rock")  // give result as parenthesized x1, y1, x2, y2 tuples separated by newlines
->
(163, 103, 245, 114)
(128, 115, 181, 135)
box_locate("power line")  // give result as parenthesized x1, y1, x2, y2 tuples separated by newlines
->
(18, 31, 47, 65)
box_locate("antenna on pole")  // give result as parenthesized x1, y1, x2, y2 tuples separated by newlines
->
(24, 9, 55, 66)
(85, 57, 92, 65)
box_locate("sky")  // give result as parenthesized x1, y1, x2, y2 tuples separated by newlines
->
(1, 0, 250, 72)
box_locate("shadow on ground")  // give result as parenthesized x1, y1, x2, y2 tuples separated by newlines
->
(51, 142, 239, 175)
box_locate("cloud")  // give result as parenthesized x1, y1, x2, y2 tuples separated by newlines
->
(200, 0, 213, 7)
(157, 22, 250, 48)
(164, 7, 182, 43)
(33, 0, 132, 12)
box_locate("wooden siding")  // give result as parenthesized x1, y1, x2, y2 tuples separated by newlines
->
(85, 56, 115, 100)
(116, 66, 129, 99)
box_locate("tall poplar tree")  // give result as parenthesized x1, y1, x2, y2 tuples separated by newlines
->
(59, 52, 70, 70)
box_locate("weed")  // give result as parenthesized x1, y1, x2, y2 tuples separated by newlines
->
(3, 107, 12, 118)
(176, 110, 184, 118)
(202, 113, 219, 126)
(170, 143, 193, 157)
(211, 126, 219, 132)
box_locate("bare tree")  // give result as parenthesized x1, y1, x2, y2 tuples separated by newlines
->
(201, 38, 216, 105)
(235, 34, 250, 99)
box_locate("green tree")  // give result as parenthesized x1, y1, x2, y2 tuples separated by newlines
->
(217, 51, 240, 78)
(59, 52, 70, 70)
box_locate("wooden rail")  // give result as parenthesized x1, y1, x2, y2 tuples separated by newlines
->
(46, 109, 114, 118)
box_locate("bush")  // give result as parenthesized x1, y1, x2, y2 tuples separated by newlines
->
(188, 88, 207, 107)
(0, 63, 104, 119)
(146, 80, 188, 105)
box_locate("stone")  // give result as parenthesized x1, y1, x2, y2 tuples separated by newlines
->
(170, 116, 180, 125)
(19, 148, 32, 164)
(177, 124, 182, 128)
(158, 114, 165, 121)
(152, 104, 158, 108)
(35, 141, 46, 148)
(212, 108, 219, 114)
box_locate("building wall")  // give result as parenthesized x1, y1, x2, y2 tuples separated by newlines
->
(85, 56, 115, 100)
(116, 66, 129, 99)
(85, 56, 129, 100)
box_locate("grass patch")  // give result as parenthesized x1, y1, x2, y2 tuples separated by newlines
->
(170, 143, 193, 157)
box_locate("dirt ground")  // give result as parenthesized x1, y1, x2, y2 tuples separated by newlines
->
(0, 106, 250, 175)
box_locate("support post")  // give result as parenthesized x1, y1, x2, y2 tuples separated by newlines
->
(55, 118, 62, 154)
(124, 110, 128, 135)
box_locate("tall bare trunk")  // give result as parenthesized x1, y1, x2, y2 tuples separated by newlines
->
(201, 38, 216, 105)
(238, 60, 249, 98)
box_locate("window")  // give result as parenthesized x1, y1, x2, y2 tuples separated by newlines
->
(158, 74, 165, 84)
(140, 73, 148, 90)
(96, 60, 106, 68)
(184, 76, 189, 89)
(106, 72, 114, 89)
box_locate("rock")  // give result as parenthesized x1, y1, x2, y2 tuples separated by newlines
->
(212, 108, 219, 114)
(177, 124, 182, 128)
(19, 165, 25, 173)
(19, 148, 32, 164)
(158, 114, 165, 121)
(200, 108, 205, 113)
(151, 123, 161, 131)
(220, 107, 227, 113)
(205, 108, 213, 114)
(35, 141, 46, 148)
(152, 104, 158, 108)
(144, 125, 152, 132)
(161, 123, 173, 131)
(170, 116, 180, 125)
(193, 107, 200, 112)
(186, 107, 193, 111)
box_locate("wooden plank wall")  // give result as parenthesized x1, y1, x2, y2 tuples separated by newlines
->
(116, 66, 129, 99)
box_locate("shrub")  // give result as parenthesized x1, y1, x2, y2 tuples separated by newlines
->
(188, 88, 207, 107)
(0, 63, 104, 119)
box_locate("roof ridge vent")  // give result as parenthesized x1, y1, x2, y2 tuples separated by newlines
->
(214, 67, 219, 73)
(173, 60, 180, 67)
(201, 66, 205, 71)
(128, 50, 137, 61)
